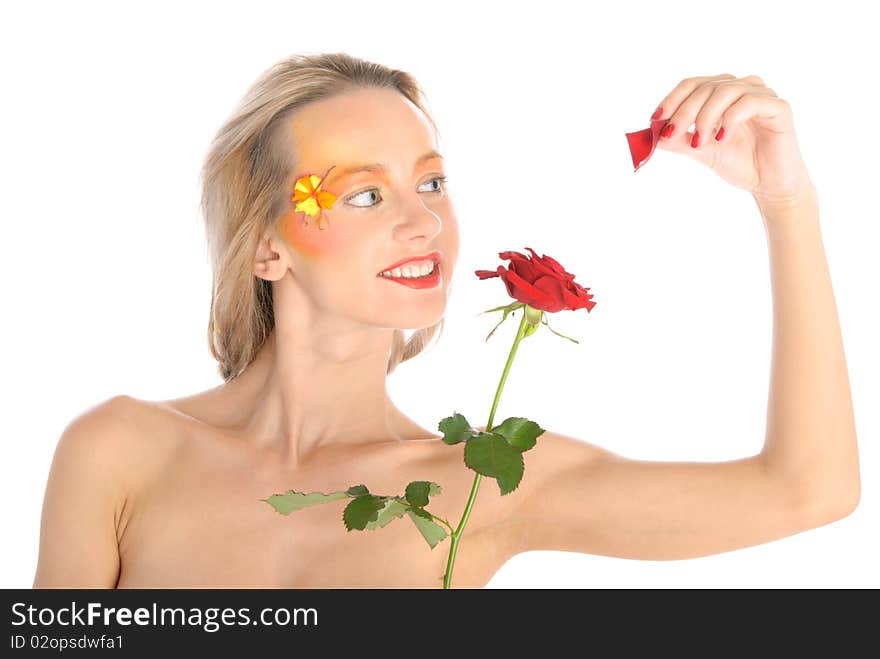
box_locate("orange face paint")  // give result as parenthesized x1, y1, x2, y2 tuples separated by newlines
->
(277, 207, 342, 259)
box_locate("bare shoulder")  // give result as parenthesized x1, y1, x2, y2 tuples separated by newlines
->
(53, 394, 184, 496)
(70, 393, 171, 442)
(55, 395, 147, 471)
(33, 395, 163, 587)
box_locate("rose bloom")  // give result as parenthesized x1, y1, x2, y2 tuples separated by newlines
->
(475, 247, 596, 313)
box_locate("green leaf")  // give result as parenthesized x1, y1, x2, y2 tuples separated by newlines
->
(491, 417, 545, 452)
(342, 494, 387, 531)
(260, 489, 350, 515)
(405, 481, 431, 507)
(345, 484, 370, 497)
(463, 432, 525, 495)
(363, 497, 410, 530)
(438, 412, 477, 445)
(407, 508, 449, 549)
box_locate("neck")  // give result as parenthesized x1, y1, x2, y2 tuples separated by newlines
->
(220, 325, 410, 469)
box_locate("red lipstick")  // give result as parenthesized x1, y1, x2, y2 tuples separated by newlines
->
(377, 250, 442, 275)
(376, 251, 443, 289)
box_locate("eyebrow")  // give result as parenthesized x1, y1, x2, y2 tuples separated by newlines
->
(326, 150, 444, 185)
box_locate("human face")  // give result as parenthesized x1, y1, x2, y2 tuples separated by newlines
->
(274, 86, 459, 331)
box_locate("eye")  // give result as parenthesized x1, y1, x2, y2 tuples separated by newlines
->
(418, 175, 448, 194)
(347, 188, 382, 208)
(345, 176, 448, 209)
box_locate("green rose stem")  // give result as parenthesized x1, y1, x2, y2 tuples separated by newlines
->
(442, 307, 536, 589)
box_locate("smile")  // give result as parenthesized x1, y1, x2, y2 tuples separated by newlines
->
(377, 261, 441, 289)
(378, 259, 436, 278)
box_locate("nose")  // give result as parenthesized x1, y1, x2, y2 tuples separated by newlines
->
(393, 193, 442, 241)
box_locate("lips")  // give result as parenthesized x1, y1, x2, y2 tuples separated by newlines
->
(377, 250, 442, 275)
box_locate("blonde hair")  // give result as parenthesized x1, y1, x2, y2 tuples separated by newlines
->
(199, 52, 445, 383)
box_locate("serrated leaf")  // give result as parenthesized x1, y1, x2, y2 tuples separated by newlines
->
(463, 431, 525, 495)
(406, 509, 448, 549)
(405, 481, 441, 505)
(363, 497, 410, 530)
(438, 412, 477, 445)
(491, 417, 545, 452)
(405, 481, 431, 507)
(409, 507, 432, 520)
(346, 484, 370, 497)
(260, 489, 350, 515)
(342, 494, 387, 531)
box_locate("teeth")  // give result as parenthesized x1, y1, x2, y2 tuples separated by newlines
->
(380, 259, 436, 278)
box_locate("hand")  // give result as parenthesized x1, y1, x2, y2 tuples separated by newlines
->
(652, 74, 817, 208)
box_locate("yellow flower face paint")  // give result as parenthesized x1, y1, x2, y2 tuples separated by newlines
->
(290, 164, 337, 231)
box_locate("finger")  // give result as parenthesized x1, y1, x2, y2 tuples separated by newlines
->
(718, 92, 792, 141)
(738, 74, 777, 98)
(652, 73, 736, 123)
(657, 80, 723, 148)
(693, 82, 774, 148)
(655, 75, 736, 146)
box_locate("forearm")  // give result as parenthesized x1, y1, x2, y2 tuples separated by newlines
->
(756, 188, 861, 517)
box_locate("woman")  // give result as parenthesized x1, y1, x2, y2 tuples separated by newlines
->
(32, 53, 860, 588)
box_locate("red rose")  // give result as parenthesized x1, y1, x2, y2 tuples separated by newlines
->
(475, 247, 597, 313)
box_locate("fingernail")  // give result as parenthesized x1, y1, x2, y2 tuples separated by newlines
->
(715, 126, 725, 141)
(691, 131, 700, 148)
(660, 123, 675, 138)
(651, 107, 663, 120)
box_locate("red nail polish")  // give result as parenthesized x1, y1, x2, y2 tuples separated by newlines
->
(691, 131, 700, 148)
(651, 107, 663, 120)
(715, 126, 725, 141)
(660, 123, 675, 138)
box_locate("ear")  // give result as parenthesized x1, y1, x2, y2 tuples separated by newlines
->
(253, 229, 290, 282)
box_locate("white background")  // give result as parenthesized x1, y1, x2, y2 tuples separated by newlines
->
(1, 0, 877, 588)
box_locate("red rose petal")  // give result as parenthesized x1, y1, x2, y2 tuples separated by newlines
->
(509, 259, 540, 282)
(531, 275, 567, 312)
(503, 268, 559, 312)
(625, 118, 668, 172)
(522, 248, 558, 278)
(560, 284, 583, 309)
(562, 280, 597, 311)
(525, 247, 576, 280)
(498, 249, 542, 283)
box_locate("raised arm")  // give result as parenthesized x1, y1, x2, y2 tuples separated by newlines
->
(489, 76, 860, 563)
(494, 190, 860, 562)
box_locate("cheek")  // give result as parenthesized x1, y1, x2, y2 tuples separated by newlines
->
(277, 210, 344, 258)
